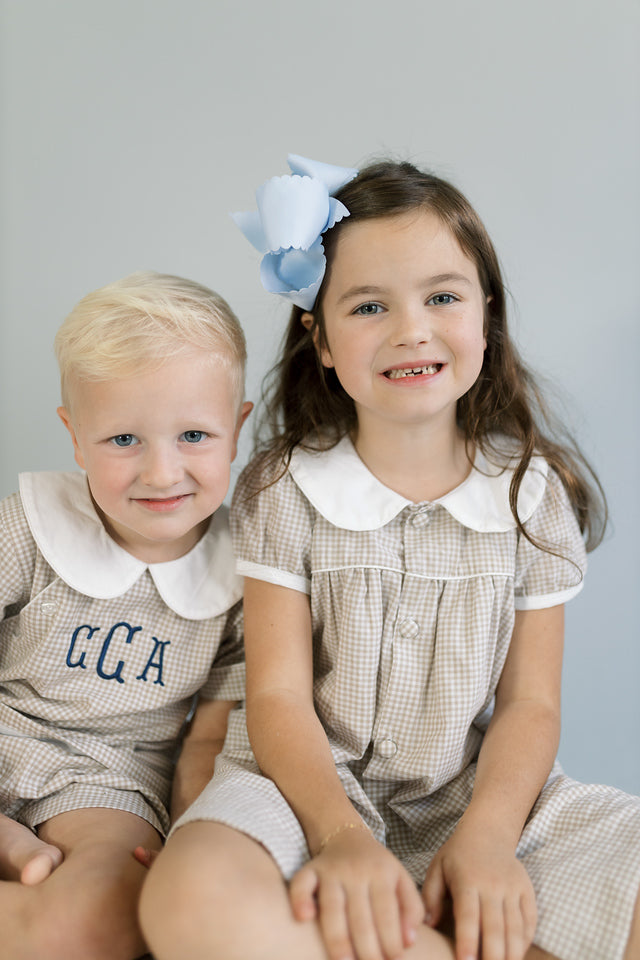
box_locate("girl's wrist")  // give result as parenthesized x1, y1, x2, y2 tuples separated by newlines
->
(316, 820, 372, 854)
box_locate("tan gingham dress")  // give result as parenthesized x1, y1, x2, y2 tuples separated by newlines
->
(0, 472, 245, 835)
(176, 437, 640, 960)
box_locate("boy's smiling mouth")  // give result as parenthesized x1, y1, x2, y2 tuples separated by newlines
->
(384, 363, 443, 379)
(133, 495, 191, 511)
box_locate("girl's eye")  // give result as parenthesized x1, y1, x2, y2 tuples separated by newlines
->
(181, 430, 206, 443)
(354, 302, 383, 316)
(110, 434, 138, 447)
(428, 293, 458, 306)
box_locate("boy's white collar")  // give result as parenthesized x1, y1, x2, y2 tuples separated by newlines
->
(19, 471, 241, 620)
(288, 436, 548, 532)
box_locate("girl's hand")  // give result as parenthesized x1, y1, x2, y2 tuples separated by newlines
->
(289, 828, 425, 960)
(421, 827, 537, 960)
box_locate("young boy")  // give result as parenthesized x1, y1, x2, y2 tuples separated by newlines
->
(0, 272, 251, 959)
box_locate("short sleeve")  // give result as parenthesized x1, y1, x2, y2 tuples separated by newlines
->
(0, 493, 36, 615)
(198, 599, 246, 701)
(230, 454, 315, 594)
(514, 468, 587, 610)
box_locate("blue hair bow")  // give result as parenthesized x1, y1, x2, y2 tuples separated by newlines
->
(231, 154, 359, 311)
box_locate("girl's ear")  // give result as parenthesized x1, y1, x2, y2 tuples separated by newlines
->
(301, 312, 334, 369)
(483, 294, 493, 349)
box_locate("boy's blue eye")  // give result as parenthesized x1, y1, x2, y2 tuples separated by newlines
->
(354, 302, 382, 316)
(429, 293, 457, 306)
(181, 430, 206, 443)
(110, 434, 137, 447)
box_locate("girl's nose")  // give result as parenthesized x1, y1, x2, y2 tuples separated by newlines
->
(389, 305, 433, 347)
(140, 445, 183, 488)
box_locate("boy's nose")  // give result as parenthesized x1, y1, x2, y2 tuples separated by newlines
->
(140, 446, 183, 488)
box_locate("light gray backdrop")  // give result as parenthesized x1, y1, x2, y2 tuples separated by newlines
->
(1, 0, 639, 793)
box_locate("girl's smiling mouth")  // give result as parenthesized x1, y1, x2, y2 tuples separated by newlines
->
(384, 363, 443, 379)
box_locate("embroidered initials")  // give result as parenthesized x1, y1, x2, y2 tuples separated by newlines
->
(66, 622, 169, 685)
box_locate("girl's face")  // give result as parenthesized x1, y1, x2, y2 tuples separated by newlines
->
(313, 210, 487, 439)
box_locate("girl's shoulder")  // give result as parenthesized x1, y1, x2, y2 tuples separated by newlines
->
(234, 433, 342, 501)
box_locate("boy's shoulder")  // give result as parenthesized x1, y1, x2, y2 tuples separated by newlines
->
(9, 472, 242, 620)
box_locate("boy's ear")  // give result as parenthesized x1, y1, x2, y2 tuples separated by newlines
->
(230, 401, 253, 461)
(57, 407, 86, 470)
(301, 312, 334, 369)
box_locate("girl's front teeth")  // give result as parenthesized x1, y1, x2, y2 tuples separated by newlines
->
(387, 364, 440, 379)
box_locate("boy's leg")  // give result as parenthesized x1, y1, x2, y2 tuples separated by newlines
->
(139, 821, 457, 960)
(0, 807, 162, 960)
(0, 812, 63, 885)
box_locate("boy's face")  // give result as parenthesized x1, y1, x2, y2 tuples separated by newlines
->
(58, 351, 251, 563)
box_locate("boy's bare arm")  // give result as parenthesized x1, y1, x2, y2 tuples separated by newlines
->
(170, 698, 237, 822)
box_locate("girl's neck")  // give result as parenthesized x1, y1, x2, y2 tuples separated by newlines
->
(352, 417, 472, 503)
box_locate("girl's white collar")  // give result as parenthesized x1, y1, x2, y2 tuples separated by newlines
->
(19, 471, 241, 620)
(288, 435, 548, 532)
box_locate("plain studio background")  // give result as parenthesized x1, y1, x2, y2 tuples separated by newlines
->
(1, 0, 638, 794)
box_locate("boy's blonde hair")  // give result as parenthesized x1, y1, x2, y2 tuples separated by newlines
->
(55, 272, 247, 410)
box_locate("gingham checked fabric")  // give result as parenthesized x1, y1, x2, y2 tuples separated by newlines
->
(175, 439, 640, 960)
(0, 474, 245, 835)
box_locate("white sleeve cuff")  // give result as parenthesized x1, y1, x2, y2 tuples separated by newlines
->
(236, 559, 311, 595)
(514, 581, 584, 610)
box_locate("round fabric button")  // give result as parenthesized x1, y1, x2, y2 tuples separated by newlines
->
(376, 738, 398, 759)
(411, 506, 432, 528)
(40, 602, 58, 615)
(399, 618, 420, 639)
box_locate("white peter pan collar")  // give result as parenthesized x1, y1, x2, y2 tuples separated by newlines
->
(288, 436, 548, 533)
(19, 471, 242, 620)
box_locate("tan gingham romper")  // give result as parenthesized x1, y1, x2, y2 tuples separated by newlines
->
(176, 437, 640, 960)
(0, 471, 245, 835)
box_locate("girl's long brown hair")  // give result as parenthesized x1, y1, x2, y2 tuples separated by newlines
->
(254, 160, 606, 551)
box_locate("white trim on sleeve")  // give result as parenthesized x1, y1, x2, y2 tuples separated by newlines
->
(236, 560, 311, 595)
(514, 581, 584, 611)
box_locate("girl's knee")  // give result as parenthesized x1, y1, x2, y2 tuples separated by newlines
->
(139, 824, 292, 960)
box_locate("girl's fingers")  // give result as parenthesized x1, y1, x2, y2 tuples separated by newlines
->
(421, 859, 447, 928)
(521, 890, 538, 945)
(451, 887, 481, 960)
(503, 897, 527, 960)
(474, 895, 505, 960)
(398, 870, 426, 947)
(317, 879, 354, 960)
(289, 864, 320, 922)
(346, 885, 387, 960)
(369, 879, 405, 960)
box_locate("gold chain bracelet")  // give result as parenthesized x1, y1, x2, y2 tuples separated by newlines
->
(319, 821, 370, 852)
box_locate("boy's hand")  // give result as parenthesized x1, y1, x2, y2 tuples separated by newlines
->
(133, 846, 159, 870)
(421, 826, 537, 960)
(289, 828, 424, 960)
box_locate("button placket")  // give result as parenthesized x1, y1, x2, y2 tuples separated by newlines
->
(376, 737, 398, 759)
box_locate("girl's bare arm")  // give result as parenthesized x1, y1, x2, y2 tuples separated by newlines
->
(244, 576, 424, 960)
(423, 604, 564, 960)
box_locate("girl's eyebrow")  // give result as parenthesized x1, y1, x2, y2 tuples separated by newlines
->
(336, 272, 473, 305)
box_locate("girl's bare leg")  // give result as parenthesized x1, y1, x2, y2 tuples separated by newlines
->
(624, 885, 640, 960)
(141, 823, 565, 960)
(0, 808, 162, 960)
(0, 813, 63, 885)
(140, 822, 454, 960)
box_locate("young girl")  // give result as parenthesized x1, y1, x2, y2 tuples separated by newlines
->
(140, 157, 640, 960)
